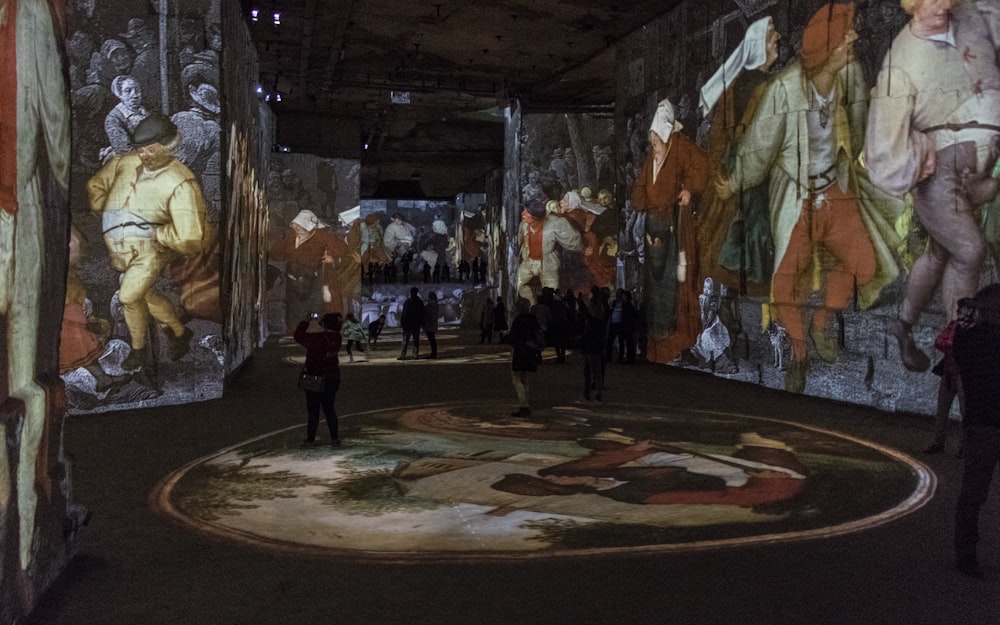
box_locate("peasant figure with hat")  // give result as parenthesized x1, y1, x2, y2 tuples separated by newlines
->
(630, 98, 709, 364)
(97, 37, 134, 87)
(515, 196, 582, 304)
(269, 208, 348, 334)
(171, 59, 221, 213)
(716, 1, 901, 393)
(165, 61, 223, 322)
(87, 114, 208, 371)
(119, 17, 161, 112)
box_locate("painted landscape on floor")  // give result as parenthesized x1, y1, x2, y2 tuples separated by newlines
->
(158, 403, 930, 557)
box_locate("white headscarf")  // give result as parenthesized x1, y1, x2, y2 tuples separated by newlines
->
(291, 209, 326, 232)
(649, 99, 683, 144)
(563, 190, 582, 210)
(338, 205, 360, 227)
(698, 17, 772, 118)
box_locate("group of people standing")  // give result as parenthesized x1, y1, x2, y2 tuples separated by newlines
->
(502, 287, 638, 417)
(497, 286, 642, 416)
(398, 287, 440, 361)
(486, 287, 640, 364)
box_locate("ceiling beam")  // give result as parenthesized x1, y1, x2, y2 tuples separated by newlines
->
(297, 0, 317, 99)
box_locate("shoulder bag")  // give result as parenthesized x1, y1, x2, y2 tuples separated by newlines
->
(298, 369, 326, 392)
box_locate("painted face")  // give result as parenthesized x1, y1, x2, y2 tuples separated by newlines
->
(291, 223, 310, 236)
(826, 28, 858, 73)
(137, 142, 171, 171)
(117, 78, 142, 110)
(649, 130, 667, 156)
(110, 48, 133, 73)
(764, 22, 781, 69)
(913, 0, 952, 36)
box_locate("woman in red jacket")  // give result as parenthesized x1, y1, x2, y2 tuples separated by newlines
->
(294, 312, 343, 447)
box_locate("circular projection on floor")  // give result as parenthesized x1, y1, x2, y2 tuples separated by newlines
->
(155, 403, 934, 559)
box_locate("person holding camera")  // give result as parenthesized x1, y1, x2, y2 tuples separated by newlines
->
(294, 312, 343, 447)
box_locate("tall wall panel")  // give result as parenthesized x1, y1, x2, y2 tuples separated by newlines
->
(613, 0, 1000, 415)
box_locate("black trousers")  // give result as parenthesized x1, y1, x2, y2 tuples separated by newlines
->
(426, 331, 437, 358)
(606, 323, 636, 362)
(304, 377, 340, 441)
(955, 425, 1000, 558)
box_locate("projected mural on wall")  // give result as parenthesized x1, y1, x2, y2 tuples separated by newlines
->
(359, 199, 473, 329)
(65, 1, 225, 413)
(605, 0, 1000, 414)
(515, 113, 617, 304)
(266, 154, 361, 335)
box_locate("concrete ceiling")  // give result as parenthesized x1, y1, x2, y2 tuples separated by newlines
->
(242, 0, 681, 196)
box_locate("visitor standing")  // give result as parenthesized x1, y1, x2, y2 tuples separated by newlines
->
(581, 298, 607, 401)
(294, 313, 343, 447)
(505, 298, 543, 417)
(952, 284, 1000, 578)
(424, 291, 439, 359)
(493, 298, 509, 342)
(399, 287, 424, 360)
(480, 297, 496, 343)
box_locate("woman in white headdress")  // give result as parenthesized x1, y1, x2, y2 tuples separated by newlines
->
(695, 16, 781, 288)
(629, 99, 709, 363)
(269, 209, 349, 332)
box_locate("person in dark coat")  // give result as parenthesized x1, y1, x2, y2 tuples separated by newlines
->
(952, 283, 1000, 578)
(607, 289, 639, 364)
(423, 291, 440, 359)
(399, 287, 424, 360)
(505, 298, 542, 417)
(581, 298, 607, 401)
(294, 313, 343, 447)
(480, 297, 495, 343)
(493, 298, 509, 341)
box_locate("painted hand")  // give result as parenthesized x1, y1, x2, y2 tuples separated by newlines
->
(918, 148, 936, 181)
(714, 175, 734, 201)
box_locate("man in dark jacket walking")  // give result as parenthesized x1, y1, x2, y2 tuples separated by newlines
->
(399, 287, 424, 360)
(505, 298, 542, 417)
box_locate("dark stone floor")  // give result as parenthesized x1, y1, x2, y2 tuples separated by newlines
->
(25, 329, 1000, 625)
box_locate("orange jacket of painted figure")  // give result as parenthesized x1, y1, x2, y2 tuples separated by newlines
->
(630, 133, 709, 363)
(59, 275, 103, 373)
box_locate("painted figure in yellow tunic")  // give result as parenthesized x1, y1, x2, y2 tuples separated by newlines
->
(87, 114, 207, 370)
